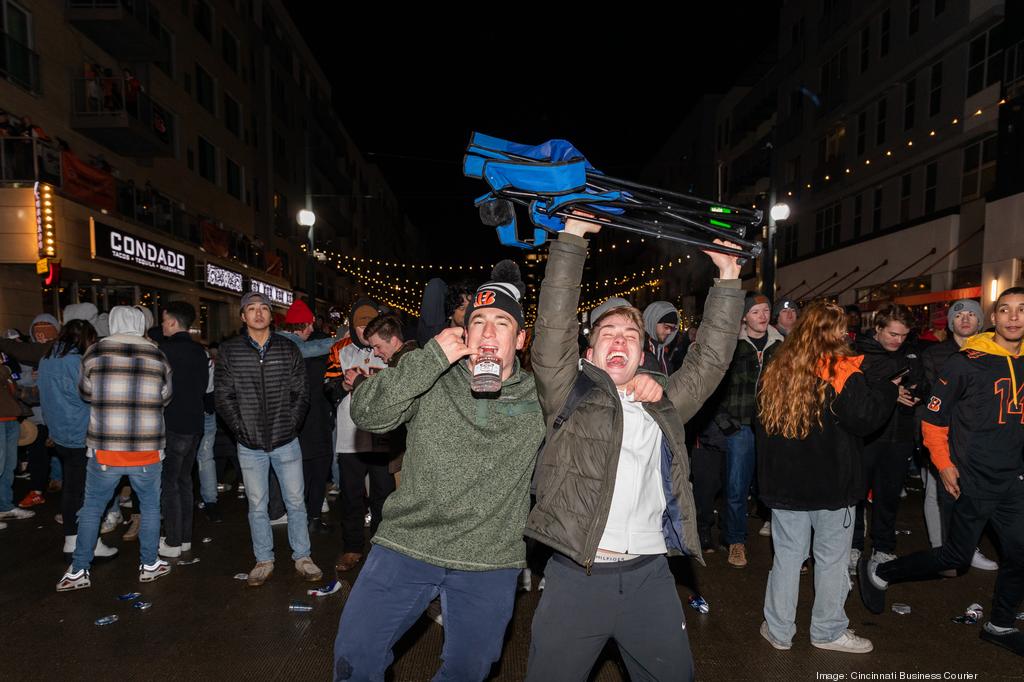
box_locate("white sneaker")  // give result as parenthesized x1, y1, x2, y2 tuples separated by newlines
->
(538, 576, 545, 590)
(364, 511, 372, 527)
(270, 514, 288, 526)
(100, 509, 122, 534)
(0, 507, 36, 520)
(759, 521, 772, 537)
(0, 520, 7, 530)
(94, 538, 118, 558)
(181, 542, 192, 552)
(518, 568, 532, 592)
(321, 499, 330, 513)
(971, 548, 998, 571)
(812, 629, 873, 653)
(139, 558, 171, 582)
(760, 621, 791, 650)
(158, 538, 181, 558)
(848, 548, 861, 576)
(872, 550, 897, 564)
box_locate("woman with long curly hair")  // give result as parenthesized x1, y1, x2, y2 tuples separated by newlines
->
(755, 301, 897, 654)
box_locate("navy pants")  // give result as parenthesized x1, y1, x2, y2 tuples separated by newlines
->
(333, 545, 518, 681)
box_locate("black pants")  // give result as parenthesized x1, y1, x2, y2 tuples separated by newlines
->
(853, 440, 914, 553)
(304, 455, 332, 522)
(339, 452, 395, 553)
(161, 431, 200, 546)
(55, 445, 87, 537)
(526, 554, 694, 682)
(878, 475, 1024, 628)
(26, 425, 53, 492)
(691, 444, 724, 543)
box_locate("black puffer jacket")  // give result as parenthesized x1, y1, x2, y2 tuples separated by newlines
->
(214, 332, 309, 451)
(856, 335, 922, 443)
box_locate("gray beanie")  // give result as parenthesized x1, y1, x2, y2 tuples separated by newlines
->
(590, 297, 632, 327)
(947, 299, 982, 332)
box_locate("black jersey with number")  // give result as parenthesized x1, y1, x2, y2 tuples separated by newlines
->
(921, 333, 1024, 495)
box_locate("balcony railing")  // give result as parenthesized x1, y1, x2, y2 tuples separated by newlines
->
(0, 32, 41, 94)
(70, 77, 175, 157)
(0, 137, 61, 185)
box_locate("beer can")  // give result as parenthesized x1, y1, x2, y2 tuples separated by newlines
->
(289, 600, 313, 613)
(95, 615, 119, 626)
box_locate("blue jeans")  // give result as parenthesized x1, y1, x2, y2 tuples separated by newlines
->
(237, 438, 310, 563)
(724, 425, 756, 545)
(0, 420, 20, 512)
(334, 545, 519, 682)
(72, 457, 162, 571)
(196, 413, 217, 505)
(763, 507, 855, 645)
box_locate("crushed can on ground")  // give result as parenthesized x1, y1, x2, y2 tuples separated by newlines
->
(95, 615, 119, 626)
(289, 600, 313, 613)
(688, 595, 709, 615)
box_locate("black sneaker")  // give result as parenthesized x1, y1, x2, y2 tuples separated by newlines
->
(856, 551, 886, 615)
(979, 626, 1024, 656)
(204, 503, 223, 523)
(308, 518, 331, 535)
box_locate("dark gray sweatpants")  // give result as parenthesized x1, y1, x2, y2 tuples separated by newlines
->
(526, 553, 694, 682)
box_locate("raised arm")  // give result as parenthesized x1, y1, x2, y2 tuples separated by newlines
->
(532, 229, 589, 420)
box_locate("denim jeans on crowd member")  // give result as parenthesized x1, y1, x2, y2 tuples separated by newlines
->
(724, 425, 756, 545)
(237, 438, 310, 563)
(195, 413, 218, 505)
(334, 545, 519, 682)
(55, 445, 87, 536)
(0, 420, 20, 512)
(161, 431, 201, 547)
(72, 457, 162, 571)
(763, 506, 855, 646)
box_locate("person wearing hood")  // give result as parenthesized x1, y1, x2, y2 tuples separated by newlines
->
(641, 301, 680, 376)
(415, 278, 472, 348)
(850, 303, 922, 574)
(57, 306, 173, 592)
(708, 292, 785, 568)
(15, 314, 62, 509)
(324, 298, 389, 573)
(919, 299, 998, 572)
(859, 287, 1024, 657)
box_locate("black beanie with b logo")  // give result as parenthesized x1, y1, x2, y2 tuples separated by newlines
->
(463, 260, 526, 328)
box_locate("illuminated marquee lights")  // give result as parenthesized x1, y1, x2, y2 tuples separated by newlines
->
(34, 182, 56, 258)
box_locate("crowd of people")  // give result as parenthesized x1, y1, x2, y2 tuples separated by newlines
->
(1, 216, 1022, 680)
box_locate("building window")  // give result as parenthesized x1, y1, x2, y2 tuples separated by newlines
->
(820, 46, 848, 97)
(880, 9, 891, 58)
(225, 157, 242, 199)
(856, 110, 867, 156)
(780, 223, 798, 264)
(904, 78, 916, 131)
(929, 61, 943, 117)
(875, 97, 887, 146)
(908, 0, 920, 36)
(784, 156, 801, 185)
(155, 25, 175, 77)
(815, 202, 842, 251)
(198, 137, 217, 183)
(1, 0, 36, 92)
(222, 28, 239, 72)
(924, 162, 938, 213)
(859, 26, 871, 73)
(195, 63, 215, 114)
(872, 187, 883, 231)
(962, 135, 997, 199)
(853, 194, 863, 238)
(193, 0, 213, 42)
(223, 93, 241, 137)
(900, 173, 913, 223)
(967, 24, 1003, 97)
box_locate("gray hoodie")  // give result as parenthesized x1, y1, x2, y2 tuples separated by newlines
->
(642, 301, 679, 374)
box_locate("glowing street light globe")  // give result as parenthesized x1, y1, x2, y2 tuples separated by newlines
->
(297, 209, 317, 227)
(769, 203, 791, 222)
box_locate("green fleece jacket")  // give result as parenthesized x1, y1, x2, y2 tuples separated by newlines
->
(350, 338, 545, 570)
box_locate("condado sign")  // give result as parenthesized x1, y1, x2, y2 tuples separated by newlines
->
(90, 219, 194, 279)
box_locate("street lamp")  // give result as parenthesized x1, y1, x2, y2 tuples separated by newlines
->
(769, 202, 791, 222)
(298, 209, 317, 307)
(761, 196, 791, 301)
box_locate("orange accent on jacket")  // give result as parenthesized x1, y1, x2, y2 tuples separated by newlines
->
(817, 355, 865, 394)
(95, 449, 160, 467)
(922, 422, 953, 471)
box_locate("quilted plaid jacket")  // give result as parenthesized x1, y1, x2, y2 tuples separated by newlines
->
(80, 334, 172, 454)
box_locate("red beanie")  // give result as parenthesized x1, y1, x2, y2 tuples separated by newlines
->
(284, 299, 315, 325)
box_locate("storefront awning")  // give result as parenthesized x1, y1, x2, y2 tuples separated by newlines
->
(894, 286, 982, 307)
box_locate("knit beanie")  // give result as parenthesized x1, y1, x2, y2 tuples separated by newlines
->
(947, 299, 982, 332)
(284, 299, 315, 325)
(772, 298, 798, 319)
(351, 303, 378, 329)
(463, 260, 526, 328)
(744, 292, 771, 316)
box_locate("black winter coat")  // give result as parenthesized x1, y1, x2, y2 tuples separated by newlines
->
(214, 332, 309, 451)
(756, 356, 898, 511)
(298, 352, 332, 460)
(157, 331, 209, 435)
(856, 336, 922, 443)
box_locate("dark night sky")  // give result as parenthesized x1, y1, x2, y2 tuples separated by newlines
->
(286, 8, 783, 265)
